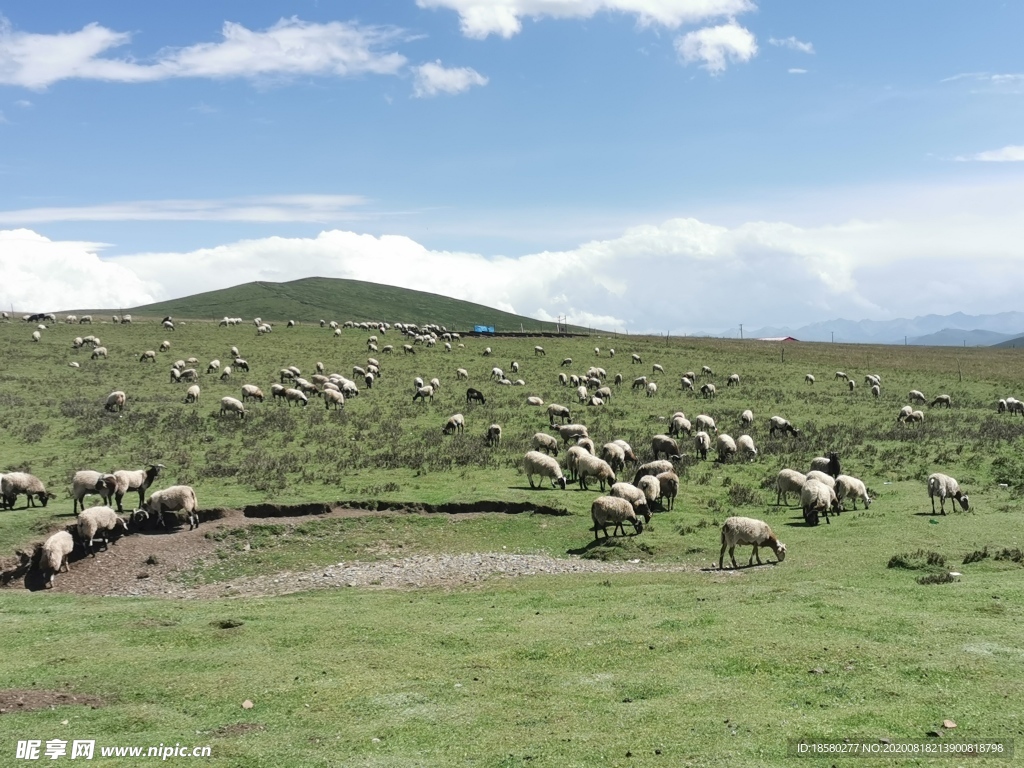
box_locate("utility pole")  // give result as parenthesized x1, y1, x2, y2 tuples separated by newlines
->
(739, 323, 743, 340)
(831, 331, 834, 343)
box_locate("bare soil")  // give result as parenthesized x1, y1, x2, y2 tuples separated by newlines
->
(0, 689, 105, 715)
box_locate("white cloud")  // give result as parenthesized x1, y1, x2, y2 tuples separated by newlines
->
(0, 195, 369, 224)
(412, 60, 488, 97)
(941, 72, 1024, 94)
(416, 0, 755, 39)
(788, 68, 807, 74)
(675, 22, 757, 73)
(955, 145, 1024, 163)
(0, 16, 407, 89)
(14, 99, 32, 107)
(769, 36, 813, 54)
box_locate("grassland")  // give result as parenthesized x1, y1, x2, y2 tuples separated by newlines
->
(1, 314, 1023, 767)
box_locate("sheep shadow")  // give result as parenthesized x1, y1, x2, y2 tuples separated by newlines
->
(702, 561, 780, 572)
(566, 532, 643, 556)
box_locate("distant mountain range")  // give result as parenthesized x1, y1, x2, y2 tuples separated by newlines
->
(745, 312, 1024, 346)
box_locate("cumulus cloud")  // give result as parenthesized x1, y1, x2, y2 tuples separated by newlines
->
(412, 60, 488, 97)
(0, 230, 157, 311)
(416, 0, 755, 39)
(0, 16, 407, 89)
(675, 22, 757, 73)
(769, 35, 813, 54)
(955, 145, 1024, 163)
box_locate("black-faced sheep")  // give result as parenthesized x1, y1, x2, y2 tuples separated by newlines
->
(220, 396, 246, 418)
(775, 469, 806, 506)
(930, 394, 952, 408)
(443, 413, 465, 435)
(466, 388, 486, 405)
(809, 452, 841, 478)
(2, 472, 50, 508)
(651, 434, 681, 461)
(486, 424, 502, 446)
(532, 432, 559, 456)
(835, 474, 871, 510)
(104, 390, 126, 412)
(111, 465, 164, 512)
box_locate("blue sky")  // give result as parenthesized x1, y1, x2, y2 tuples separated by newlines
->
(1, 1, 1022, 333)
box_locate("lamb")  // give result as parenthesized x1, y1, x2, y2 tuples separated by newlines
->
(486, 424, 502, 446)
(651, 434, 681, 460)
(809, 451, 841, 478)
(693, 431, 711, 461)
(930, 394, 952, 408)
(801, 478, 840, 526)
(719, 517, 786, 569)
(285, 388, 309, 406)
(40, 530, 74, 587)
(511, 361, 520, 373)
(897, 405, 914, 422)
(695, 414, 716, 434)
(909, 390, 926, 404)
(805, 374, 815, 385)
(31, 330, 41, 342)
(111, 465, 165, 512)
(656, 471, 678, 510)
(609, 482, 650, 522)
(547, 403, 571, 425)
(184, 384, 201, 403)
(646, 381, 658, 397)
(680, 376, 694, 391)
(104, 390, 126, 412)
(700, 383, 716, 399)
(241, 384, 263, 402)
(576, 453, 616, 491)
(71, 470, 117, 514)
(576, 385, 589, 403)
(442, 413, 465, 435)
(775, 469, 806, 506)
(523, 451, 567, 489)
(835, 474, 871, 510)
(591, 496, 643, 539)
(928, 473, 969, 515)
(219, 366, 233, 381)
(848, 379, 856, 392)
(77, 505, 128, 555)
(736, 434, 757, 461)
(532, 432, 559, 456)
(220, 396, 246, 418)
(555, 424, 589, 444)
(323, 389, 345, 410)
(0, 468, 49, 512)
(871, 384, 880, 398)
(740, 409, 753, 426)
(727, 373, 740, 386)
(412, 385, 434, 403)
(716, 434, 737, 462)
(632, 460, 676, 486)
(669, 413, 692, 437)
(143, 485, 200, 530)
(600, 442, 626, 471)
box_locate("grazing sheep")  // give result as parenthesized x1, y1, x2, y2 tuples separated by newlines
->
(906, 410, 925, 423)
(693, 431, 711, 461)
(532, 432, 559, 456)
(523, 451, 567, 490)
(646, 381, 658, 397)
(68, 362, 79, 369)
(563, 445, 589, 482)
(233, 358, 249, 372)
(31, 330, 41, 342)
(695, 414, 716, 434)
(486, 423, 502, 446)
(656, 471, 678, 510)
(560, 357, 573, 367)
(510, 361, 520, 373)
(680, 376, 694, 391)
(185, 384, 201, 403)
(834, 371, 848, 381)
(801, 478, 840, 526)
(179, 368, 198, 382)
(631, 353, 642, 364)
(220, 366, 233, 381)
(163, 320, 175, 331)
(740, 409, 753, 426)
(1008, 399, 1024, 416)
(143, 485, 200, 530)
(775, 469, 807, 506)
(719, 517, 786, 569)
(240, 384, 263, 403)
(848, 379, 856, 392)
(443, 413, 465, 435)
(928, 473, 969, 515)
(482, 347, 493, 356)
(555, 423, 589, 444)
(909, 390, 926, 404)
(652, 363, 664, 375)
(576, 385, 589, 403)
(614, 373, 623, 386)
(91, 346, 108, 359)
(700, 383, 717, 399)
(632, 460, 676, 486)
(71, 470, 117, 514)
(547, 403, 571, 425)
(465, 388, 485, 405)
(610, 482, 650, 522)
(669, 413, 692, 437)
(865, 374, 880, 387)
(726, 373, 740, 387)
(632, 376, 648, 390)
(636, 474, 660, 507)
(576, 453, 616, 491)
(1, 472, 49, 508)
(591, 496, 642, 539)
(220, 396, 246, 418)
(651, 434, 681, 461)
(716, 434, 737, 462)
(809, 452, 841, 478)
(77, 506, 128, 555)
(456, 368, 469, 380)
(139, 350, 156, 363)
(285, 388, 309, 407)
(587, 396, 604, 407)
(805, 374, 815, 385)
(576, 437, 596, 455)
(805, 470, 836, 489)
(871, 384, 880, 398)
(160, 340, 171, 352)
(104, 390, 126, 412)
(612, 439, 637, 465)
(736, 434, 757, 461)
(601, 442, 626, 471)
(835, 475, 871, 510)
(930, 394, 952, 408)
(490, 367, 505, 381)
(323, 389, 345, 410)
(534, 346, 545, 356)
(40, 530, 74, 587)
(897, 405, 914, 422)
(412, 385, 434, 403)
(207, 359, 221, 374)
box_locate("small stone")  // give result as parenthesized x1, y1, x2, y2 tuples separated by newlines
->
(943, 720, 956, 729)
(372, 738, 381, 743)
(241, 700, 253, 710)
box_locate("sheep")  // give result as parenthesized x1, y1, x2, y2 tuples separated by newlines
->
(403, 344, 415, 355)
(693, 431, 711, 461)
(646, 381, 658, 397)
(909, 390, 926, 404)
(91, 346, 108, 359)
(412, 385, 434, 403)
(511, 361, 520, 373)
(701, 365, 713, 377)
(532, 432, 559, 456)
(185, 384, 201, 403)
(547, 403, 571, 425)
(637, 474, 660, 508)
(104, 390, 126, 412)
(775, 469, 807, 506)
(809, 452, 841, 478)
(1008, 399, 1024, 416)
(220, 396, 246, 418)
(700, 383, 717, 399)
(120, 314, 132, 324)
(523, 451, 567, 490)
(587, 396, 604, 407)
(143, 485, 200, 530)
(897, 405, 914, 422)
(526, 396, 545, 407)
(491, 367, 505, 380)
(139, 350, 157, 363)
(71, 470, 116, 514)
(930, 394, 952, 408)
(609, 349, 615, 357)
(651, 434, 681, 461)
(740, 409, 753, 426)
(695, 414, 716, 434)
(613, 373, 623, 386)
(719, 517, 786, 569)
(576, 453, 616, 491)
(835, 474, 871, 510)
(680, 376, 694, 391)
(609, 482, 650, 522)
(591, 496, 642, 539)
(233, 358, 249, 372)
(456, 368, 469, 380)
(805, 470, 836, 489)
(669, 413, 692, 437)
(285, 388, 309, 407)
(848, 379, 856, 392)
(631, 353, 642, 364)
(534, 345, 546, 356)
(111, 465, 165, 512)
(412, 375, 423, 389)
(865, 374, 880, 387)
(77, 506, 128, 555)
(466, 388, 486, 405)
(563, 445, 589, 481)
(652, 363, 664, 374)
(928, 473, 969, 515)
(600, 442, 626, 471)
(871, 384, 880, 398)
(68, 362, 79, 369)
(486, 423, 502, 446)
(656, 471, 678, 510)
(801, 478, 840, 526)
(179, 368, 198, 382)
(72, 336, 83, 349)
(576, 385, 589, 403)
(40, 530, 74, 587)
(241, 384, 264, 402)
(612, 439, 637, 465)
(207, 359, 221, 374)
(220, 366, 233, 381)
(632, 459, 675, 486)
(736, 434, 757, 461)
(270, 383, 285, 401)
(555, 423, 589, 444)
(323, 389, 345, 410)
(443, 413, 465, 435)
(482, 346, 493, 356)
(834, 371, 848, 381)
(558, 373, 569, 386)
(163, 320, 175, 331)
(632, 376, 648, 390)
(160, 340, 171, 352)
(805, 374, 815, 385)
(560, 357, 573, 367)
(716, 434, 737, 462)
(906, 410, 925, 423)
(31, 330, 41, 342)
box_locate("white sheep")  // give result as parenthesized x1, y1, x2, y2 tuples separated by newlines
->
(646, 381, 658, 397)
(31, 330, 41, 342)
(680, 376, 694, 391)
(220, 365, 233, 381)
(805, 374, 815, 385)
(669, 413, 692, 437)
(736, 434, 757, 461)
(534, 345, 545, 356)
(897, 405, 914, 422)
(801, 478, 840, 525)
(809, 453, 841, 478)
(563, 445, 590, 482)
(104, 390, 126, 412)
(695, 414, 716, 434)
(637, 474, 660, 506)
(693, 431, 711, 461)
(547, 404, 571, 425)
(160, 340, 171, 352)
(805, 470, 836, 489)
(909, 390, 926, 404)
(740, 409, 753, 426)
(323, 389, 345, 410)
(848, 379, 856, 392)
(1, 472, 50, 508)
(185, 384, 201, 404)
(523, 451, 567, 490)
(656, 471, 678, 510)
(652, 363, 664, 374)
(576, 453, 616, 491)
(834, 371, 848, 381)
(871, 384, 880, 398)
(40, 530, 74, 587)
(77, 506, 128, 555)
(600, 442, 626, 471)
(651, 434, 681, 461)
(631, 353, 642, 364)
(555, 423, 589, 444)
(207, 359, 221, 374)
(609, 482, 650, 522)
(700, 383, 716, 399)
(456, 368, 469, 380)
(719, 517, 786, 569)
(443, 413, 465, 435)
(71, 470, 116, 514)
(412, 385, 434, 403)
(91, 346, 108, 359)
(727, 373, 740, 386)
(612, 438, 636, 462)
(775, 469, 806, 506)
(930, 394, 951, 408)
(835, 474, 871, 510)
(285, 388, 309, 407)
(241, 384, 263, 402)
(716, 434, 737, 462)
(111, 465, 165, 512)
(591, 496, 642, 539)
(631, 460, 676, 486)
(220, 396, 246, 418)
(532, 432, 559, 456)
(143, 485, 200, 530)
(928, 473, 969, 515)
(486, 423, 502, 446)
(906, 410, 925, 423)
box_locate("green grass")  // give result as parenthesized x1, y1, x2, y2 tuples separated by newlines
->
(1, 315, 1024, 766)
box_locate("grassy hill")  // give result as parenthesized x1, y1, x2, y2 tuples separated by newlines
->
(120, 277, 583, 333)
(992, 334, 1024, 349)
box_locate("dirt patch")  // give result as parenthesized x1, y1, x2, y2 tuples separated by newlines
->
(0, 689, 105, 715)
(211, 723, 265, 738)
(242, 500, 570, 518)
